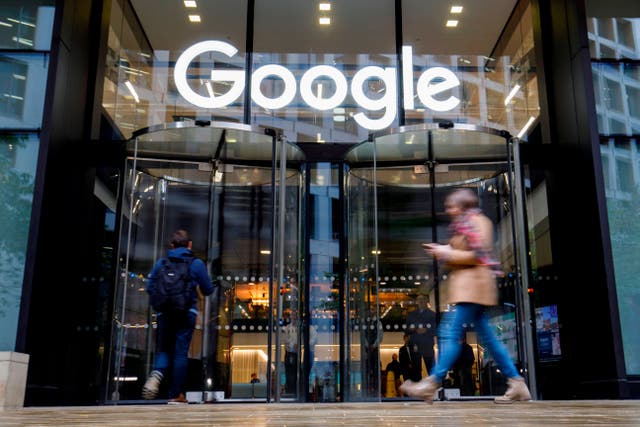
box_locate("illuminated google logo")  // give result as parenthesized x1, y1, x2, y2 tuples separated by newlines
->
(174, 41, 461, 131)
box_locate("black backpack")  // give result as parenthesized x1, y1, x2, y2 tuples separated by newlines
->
(149, 257, 194, 312)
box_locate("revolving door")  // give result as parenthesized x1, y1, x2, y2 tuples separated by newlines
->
(344, 123, 534, 400)
(106, 122, 308, 403)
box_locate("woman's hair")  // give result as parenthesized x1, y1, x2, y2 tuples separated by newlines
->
(170, 229, 190, 248)
(446, 188, 479, 210)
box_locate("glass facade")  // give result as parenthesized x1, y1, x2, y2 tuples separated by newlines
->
(0, 0, 54, 352)
(588, 15, 640, 375)
(97, 0, 541, 403)
(101, 1, 539, 142)
(15, 0, 638, 406)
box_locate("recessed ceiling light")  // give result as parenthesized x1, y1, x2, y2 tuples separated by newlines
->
(183, 0, 197, 7)
(450, 5, 463, 13)
(188, 14, 201, 22)
(319, 3, 331, 11)
(319, 17, 331, 25)
(446, 20, 459, 27)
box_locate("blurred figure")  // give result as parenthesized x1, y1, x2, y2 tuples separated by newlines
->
(405, 294, 436, 378)
(385, 353, 402, 396)
(399, 332, 421, 383)
(452, 336, 475, 396)
(250, 373, 260, 384)
(400, 188, 531, 404)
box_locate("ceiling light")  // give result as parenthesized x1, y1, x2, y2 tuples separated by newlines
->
(504, 84, 521, 105)
(188, 14, 201, 22)
(446, 20, 458, 27)
(517, 116, 536, 138)
(450, 5, 463, 13)
(124, 81, 140, 103)
(319, 3, 331, 11)
(319, 17, 331, 25)
(7, 18, 35, 27)
(183, 0, 197, 7)
(205, 81, 215, 97)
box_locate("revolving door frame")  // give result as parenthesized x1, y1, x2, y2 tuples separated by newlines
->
(343, 122, 536, 400)
(107, 121, 305, 403)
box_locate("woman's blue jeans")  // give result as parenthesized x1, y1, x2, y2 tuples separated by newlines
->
(154, 310, 197, 398)
(431, 302, 520, 382)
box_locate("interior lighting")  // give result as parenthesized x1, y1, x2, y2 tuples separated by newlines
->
(450, 5, 463, 13)
(205, 81, 215, 98)
(188, 14, 201, 22)
(0, 21, 12, 27)
(260, 250, 271, 255)
(319, 2, 331, 11)
(7, 17, 35, 27)
(446, 20, 458, 27)
(517, 116, 536, 138)
(183, 0, 197, 7)
(319, 17, 331, 25)
(124, 81, 140, 103)
(504, 83, 521, 105)
(11, 37, 33, 47)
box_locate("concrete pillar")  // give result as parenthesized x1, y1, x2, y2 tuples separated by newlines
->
(0, 352, 29, 410)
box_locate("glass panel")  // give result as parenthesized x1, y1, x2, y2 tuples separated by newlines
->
(0, 133, 39, 350)
(0, 53, 49, 129)
(0, 2, 54, 50)
(308, 163, 340, 401)
(591, 62, 640, 136)
(345, 166, 381, 400)
(345, 127, 528, 400)
(273, 169, 304, 400)
(253, 0, 397, 143)
(588, 17, 640, 60)
(602, 138, 640, 374)
(103, 0, 248, 139)
(402, 1, 539, 140)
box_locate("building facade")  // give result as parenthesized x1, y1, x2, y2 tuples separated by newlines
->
(0, 0, 638, 405)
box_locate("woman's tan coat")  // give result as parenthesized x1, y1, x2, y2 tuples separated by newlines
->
(443, 212, 498, 307)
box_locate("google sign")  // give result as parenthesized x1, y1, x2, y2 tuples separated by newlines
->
(174, 40, 461, 131)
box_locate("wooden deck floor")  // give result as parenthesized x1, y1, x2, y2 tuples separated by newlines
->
(1, 400, 640, 426)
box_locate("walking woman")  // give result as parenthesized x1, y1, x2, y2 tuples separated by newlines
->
(400, 188, 531, 404)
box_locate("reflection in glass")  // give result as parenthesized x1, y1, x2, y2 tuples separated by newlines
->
(0, 53, 49, 129)
(103, 0, 248, 139)
(0, 133, 39, 350)
(252, 0, 396, 142)
(600, 138, 640, 374)
(0, 3, 54, 50)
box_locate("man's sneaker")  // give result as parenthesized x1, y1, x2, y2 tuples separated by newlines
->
(142, 370, 163, 400)
(494, 377, 532, 404)
(167, 393, 188, 405)
(399, 376, 440, 403)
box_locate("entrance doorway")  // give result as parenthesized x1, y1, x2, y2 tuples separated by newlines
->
(105, 122, 307, 403)
(344, 123, 534, 400)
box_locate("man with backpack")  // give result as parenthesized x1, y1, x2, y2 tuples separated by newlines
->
(142, 229, 214, 404)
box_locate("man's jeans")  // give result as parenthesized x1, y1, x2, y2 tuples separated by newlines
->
(154, 310, 196, 398)
(431, 303, 520, 382)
